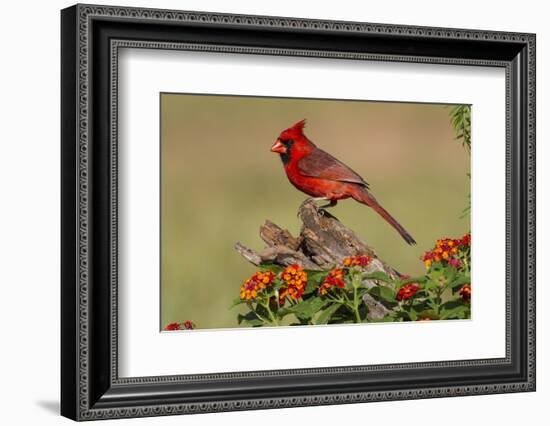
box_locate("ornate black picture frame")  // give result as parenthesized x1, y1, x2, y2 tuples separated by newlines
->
(61, 4, 536, 421)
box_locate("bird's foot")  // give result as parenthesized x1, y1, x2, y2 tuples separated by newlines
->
(318, 200, 338, 209)
(316, 199, 339, 219)
(298, 198, 338, 219)
(319, 208, 337, 220)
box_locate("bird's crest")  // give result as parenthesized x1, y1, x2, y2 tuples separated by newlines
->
(291, 119, 306, 133)
(279, 119, 307, 140)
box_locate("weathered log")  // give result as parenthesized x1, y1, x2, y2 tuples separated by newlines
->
(235, 199, 400, 319)
(236, 199, 399, 275)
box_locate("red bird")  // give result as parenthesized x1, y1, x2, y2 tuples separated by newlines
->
(271, 119, 416, 245)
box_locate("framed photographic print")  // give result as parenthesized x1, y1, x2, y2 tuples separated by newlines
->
(61, 4, 536, 421)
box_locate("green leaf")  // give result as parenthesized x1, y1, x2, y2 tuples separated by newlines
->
(326, 309, 356, 324)
(237, 312, 264, 326)
(427, 264, 445, 277)
(258, 264, 283, 274)
(230, 297, 245, 308)
(315, 303, 342, 324)
(450, 275, 471, 291)
(440, 300, 465, 310)
(368, 285, 396, 303)
(410, 299, 431, 312)
(307, 270, 327, 281)
(423, 280, 439, 292)
(305, 271, 326, 294)
(407, 309, 418, 321)
(448, 104, 471, 151)
(275, 307, 292, 319)
(286, 297, 326, 320)
(395, 276, 427, 288)
(255, 303, 269, 319)
(440, 302, 470, 320)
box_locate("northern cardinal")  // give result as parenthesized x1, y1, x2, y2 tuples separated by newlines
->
(271, 119, 416, 245)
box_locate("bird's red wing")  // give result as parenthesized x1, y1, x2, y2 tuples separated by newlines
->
(297, 149, 369, 188)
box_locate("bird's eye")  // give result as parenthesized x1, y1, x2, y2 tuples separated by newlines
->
(282, 139, 293, 146)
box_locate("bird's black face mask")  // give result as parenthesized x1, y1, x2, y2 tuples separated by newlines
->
(278, 139, 294, 165)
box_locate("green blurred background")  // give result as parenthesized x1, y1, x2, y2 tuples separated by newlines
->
(160, 94, 470, 330)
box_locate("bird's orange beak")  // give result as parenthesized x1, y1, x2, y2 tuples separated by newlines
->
(271, 139, 286, 154)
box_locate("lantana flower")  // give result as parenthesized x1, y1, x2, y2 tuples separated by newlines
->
(164, 322, 181, 331)
(239, 270, 275, 301)
(448, 258, 462, 268)
(422, 232, 470, 269)
(459, 284, 471, 301)
(342, 255, 371, 268)
(163, 320, 196, 331)
(319, 268, 346, 295)
(396, 283, 420, 301)
(279, 264, 307, 304)
(182, 320, 196, 330)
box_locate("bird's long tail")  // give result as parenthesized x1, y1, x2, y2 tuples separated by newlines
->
(350, 186, 416, 245)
